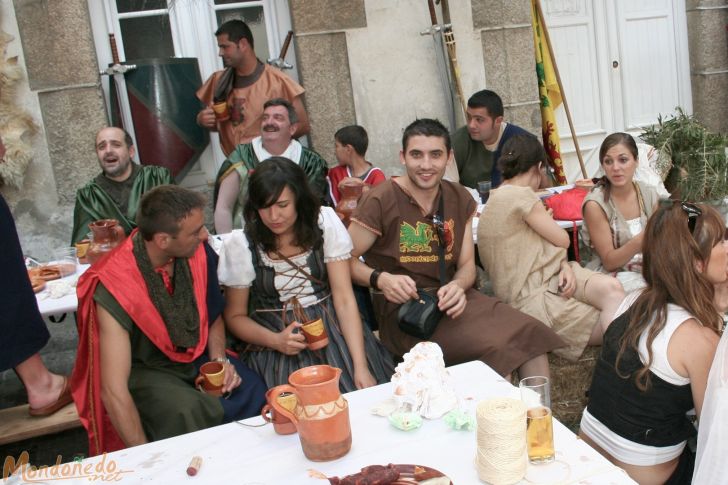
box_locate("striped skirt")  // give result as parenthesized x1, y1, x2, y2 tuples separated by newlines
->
(242, 294, 395, 392)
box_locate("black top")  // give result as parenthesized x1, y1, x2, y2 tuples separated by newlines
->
(0, 194, 49, 370)
(586, 309, 696, 447)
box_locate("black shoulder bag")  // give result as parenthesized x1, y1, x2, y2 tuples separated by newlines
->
(397, 192, 446, 340)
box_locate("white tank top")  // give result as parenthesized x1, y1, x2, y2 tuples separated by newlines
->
(638, 304, 692, 386)
(580, 303, 694, 465)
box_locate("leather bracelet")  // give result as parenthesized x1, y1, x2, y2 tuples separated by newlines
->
(370, 269, 382, 290)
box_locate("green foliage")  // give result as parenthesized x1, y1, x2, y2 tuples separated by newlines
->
(641, 108, 728, 202)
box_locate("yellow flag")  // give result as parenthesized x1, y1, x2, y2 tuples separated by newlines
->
(531, 0, 567, 184)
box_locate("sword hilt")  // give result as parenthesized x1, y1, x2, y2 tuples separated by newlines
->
(279, 30, 293, 60)
(109, 34, 120, 65)
(419, 23, 451, 36)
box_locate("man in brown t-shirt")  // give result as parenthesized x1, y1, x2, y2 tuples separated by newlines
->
(348, 118, 563, 378)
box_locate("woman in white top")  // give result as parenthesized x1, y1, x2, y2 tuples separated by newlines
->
(581, 133, 659, 292)
(580, 201, 724, 485)
(216, 157, 394, 392)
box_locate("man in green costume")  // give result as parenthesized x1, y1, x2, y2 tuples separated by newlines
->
(449, 90, 533, 189)
(212, 98, 328, 233)
(70, 127, 174, 244)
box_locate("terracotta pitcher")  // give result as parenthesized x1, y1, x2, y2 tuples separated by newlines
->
(86, 219, 125, 265)
(269, 365, 352, 461)
(335, 182, 363, 227)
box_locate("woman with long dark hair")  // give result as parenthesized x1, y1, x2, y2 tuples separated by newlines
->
(581, 132, 660, 292)
(580, 201, 724, 484)
(216, 157, 393, 391)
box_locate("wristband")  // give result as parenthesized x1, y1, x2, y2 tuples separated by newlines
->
(370, 269, 382, 290)
(211, 357, 229, 364)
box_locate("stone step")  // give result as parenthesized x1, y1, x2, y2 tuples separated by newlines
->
(0, 403, 81, 446)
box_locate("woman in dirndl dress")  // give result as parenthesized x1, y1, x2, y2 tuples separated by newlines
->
(217, 157, 394, 392)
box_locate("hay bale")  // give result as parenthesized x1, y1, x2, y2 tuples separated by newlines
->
(549, 346, 600, 432)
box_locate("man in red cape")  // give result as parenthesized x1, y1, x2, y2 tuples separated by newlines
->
(71, 185, 266, 455)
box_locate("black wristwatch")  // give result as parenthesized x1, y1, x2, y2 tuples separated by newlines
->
(370, 269, 382, 290)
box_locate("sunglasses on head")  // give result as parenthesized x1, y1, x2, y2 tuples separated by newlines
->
(680, 201, 702, 235)
(659, 199, 702, 232)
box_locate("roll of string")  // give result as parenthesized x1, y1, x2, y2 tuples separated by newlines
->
(475, 398, 528, 485)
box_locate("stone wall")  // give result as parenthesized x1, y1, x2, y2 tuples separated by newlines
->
(472, 0, 541, 136)
(686, 0, 728, 134)
(288, 0, 363, 166)
(2, 0, 105, 257)
(288, 0, 536, 174)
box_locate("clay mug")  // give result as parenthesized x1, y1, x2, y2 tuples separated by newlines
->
(269, 365, 351, 461)
(195, 361, 225, 397)
(335, 181, 364, 227)
(212, 101, 229, 122)
(261, 390, 297, 435)
(300, 317, 329, 351)
(75, 239, 91, 264)
(86, 219, 125, 265)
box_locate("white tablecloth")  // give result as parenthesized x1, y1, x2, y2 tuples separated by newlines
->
(35, 264, 89, 317)
(39, 361, 633, 484)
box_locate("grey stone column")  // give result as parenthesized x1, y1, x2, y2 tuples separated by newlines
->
(471, 0, 541, 136)
(686, 0, 728, 134)
(288, 0, 366, 164)
(13, 0, 106, 206)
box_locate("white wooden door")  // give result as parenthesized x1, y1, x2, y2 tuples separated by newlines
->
(610, 0, 692, 130)
(542, 0, 691, 181)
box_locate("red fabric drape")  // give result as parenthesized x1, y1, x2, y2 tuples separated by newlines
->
(70, 230, 209, 455)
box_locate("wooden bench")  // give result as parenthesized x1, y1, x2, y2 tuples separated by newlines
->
(0, 403, 81, 446)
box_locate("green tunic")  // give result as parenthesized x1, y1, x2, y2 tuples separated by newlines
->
(451, 123, 533, 188)
(71, 165, 173, 244)
(451, 126, 493, 190)
(93, 283, 222, 442)
(213, 142, 328, 231)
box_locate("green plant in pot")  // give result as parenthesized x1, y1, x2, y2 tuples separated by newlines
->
(641, 108, 728, 205)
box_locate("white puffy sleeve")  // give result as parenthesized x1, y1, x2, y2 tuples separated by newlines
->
(319, 206, 353, 263)
(212, 230, 256, 288)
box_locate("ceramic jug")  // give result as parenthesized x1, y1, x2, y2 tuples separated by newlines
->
(335, 182, 363, 227)
(86, 219, 125, 265)
(269, 365, 352, 461)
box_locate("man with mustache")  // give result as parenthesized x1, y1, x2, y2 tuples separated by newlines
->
(196, 20, 309, 156)
(212, 98, 327, 233)
(70, 127, 173, 244)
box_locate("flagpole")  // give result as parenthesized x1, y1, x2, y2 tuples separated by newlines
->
(535, 0, 587, 179)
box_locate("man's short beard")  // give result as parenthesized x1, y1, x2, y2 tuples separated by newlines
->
(103, 159, 131, 179)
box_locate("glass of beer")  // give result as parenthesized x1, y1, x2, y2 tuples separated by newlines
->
(519, 376, 555, 464)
